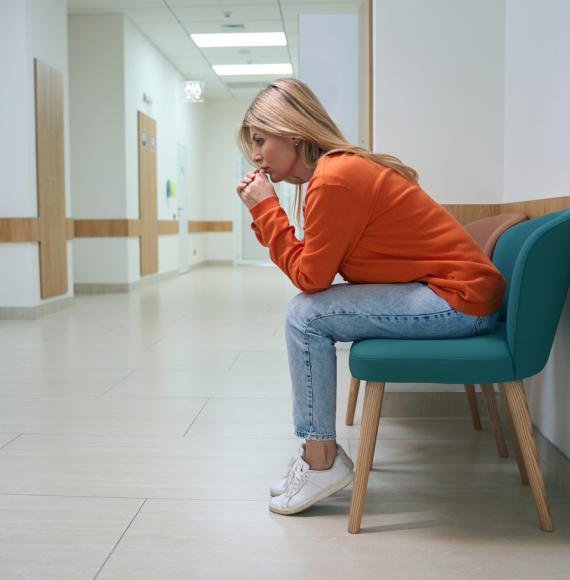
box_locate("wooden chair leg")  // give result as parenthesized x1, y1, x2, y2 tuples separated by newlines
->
(464, 383, 482, 430)
(500, 381, 553, 532)
(481, 383, 509, 458)
(500, 386, 530, 486)
(348, 381, 385, 534)
(368, 385, 385, 472)
(345, 376, 361, 426)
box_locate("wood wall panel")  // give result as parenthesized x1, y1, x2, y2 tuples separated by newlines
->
(444, 195, 570, 225)
(158, 221, 179, 235)
(72, 219, 176, 237)
(0, 218, 40, 242)
(188, 221, 233, 233)
(66, 218, 74, 239)
(74, 219, 132, 237)
(502, 196, 570, 219)
(34, 59, 68, 298)
(137, 112, 158, 276)
(443, 204, 498, 224)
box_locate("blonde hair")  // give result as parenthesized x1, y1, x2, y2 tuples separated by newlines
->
(238, 78, 418, 224)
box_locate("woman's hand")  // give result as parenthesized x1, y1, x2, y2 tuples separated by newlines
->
(236, 169, 277, 209)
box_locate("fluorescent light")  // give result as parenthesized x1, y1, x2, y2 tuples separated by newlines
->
(191, 32, 287, 48)
(213, 63, 293, 76)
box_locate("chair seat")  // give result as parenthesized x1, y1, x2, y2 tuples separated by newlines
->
(349, 323, 516, 384)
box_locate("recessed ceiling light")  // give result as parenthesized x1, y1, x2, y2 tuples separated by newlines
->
(213, 63, 293, 76)
(191, 32, 287, 48)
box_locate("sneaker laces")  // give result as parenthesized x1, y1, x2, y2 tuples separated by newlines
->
(283, 456, 309, 498)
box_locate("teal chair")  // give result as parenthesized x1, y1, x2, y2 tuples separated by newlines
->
(347, 209, 570, 534)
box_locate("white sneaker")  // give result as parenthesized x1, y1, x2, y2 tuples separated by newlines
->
(270, 444, 306, 497)
(269, 444, 354, 515)
(270, 444, 354, 497)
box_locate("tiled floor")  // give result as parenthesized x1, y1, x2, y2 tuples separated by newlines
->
(0, 266, 568, 579)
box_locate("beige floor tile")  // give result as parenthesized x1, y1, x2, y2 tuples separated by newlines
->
(107, 369, 292, 399)
(0, 397, 207, 436)
(0, 495, 142, 580)
(229, 349, 290, 373)
(23, 348, 241, 372)
(185, 398, 296, 439)
(0, 435, 349, 500)
(96, 499, 570, 580)
(0, 433, 20, 448)
(1, 265, 568, 578)
(342, 439, 567, 504)
(336, 407, 498, 441)
(0, 369, 130, 397)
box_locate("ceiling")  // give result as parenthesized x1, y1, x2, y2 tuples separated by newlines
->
(67, 0, 359, 99)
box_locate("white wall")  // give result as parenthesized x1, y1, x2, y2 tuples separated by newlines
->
(186, 93, 208, 266)
(123, 16, 208, 273)
(373, 0, 505, 204)
(503, 0, 570, 458)
(299, 13, 359, 144)
(204, 98, 251, 262)
(69, 14, 129, 284)
(0, 0, 72, 308)
(69, 14, 126, 219)
(69, 14, 208, 282)
(373, 0, 570, 457)
(503, 0, 570, 201)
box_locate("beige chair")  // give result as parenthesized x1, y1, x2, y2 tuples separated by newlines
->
(345, 212, 527, 460)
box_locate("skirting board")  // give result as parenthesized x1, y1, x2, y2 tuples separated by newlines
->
(0, 296, 74, 319)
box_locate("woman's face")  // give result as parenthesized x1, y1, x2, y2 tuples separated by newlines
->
(249, 127, 299, 183)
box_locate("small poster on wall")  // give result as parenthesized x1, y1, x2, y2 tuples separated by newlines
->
(166, 179, 177, 199)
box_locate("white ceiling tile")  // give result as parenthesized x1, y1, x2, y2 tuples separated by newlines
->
(168, 0, 278, 6)
(229, 87, 264, 99)
(123, 8, 179, 24)
(283, 19, 297, 35)
(130, 22, 183, 36)
(173, 5, 281, 24)
(68, 0, 164, 11)
(280, 0, 358, 4)
(68, 0, 363, 96)
(281, 2, 358, 20)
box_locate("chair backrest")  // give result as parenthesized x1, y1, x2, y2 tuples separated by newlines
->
(492, 209, 570, 378)
(463, 212, 527, 257)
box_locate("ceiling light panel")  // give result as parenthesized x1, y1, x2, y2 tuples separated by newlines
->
(192, 32, 286, 48)
(213, 63, 293, 76)
(183, 21, 284, 34)
(204, 47, 289, 63)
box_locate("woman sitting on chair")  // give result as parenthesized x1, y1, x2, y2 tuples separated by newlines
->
(235, 78, 505, 516)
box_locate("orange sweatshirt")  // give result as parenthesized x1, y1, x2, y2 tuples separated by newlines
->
(250, 152, 505, 316)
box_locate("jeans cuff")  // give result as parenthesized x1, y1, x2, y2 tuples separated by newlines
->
(295, 431, 337, 440)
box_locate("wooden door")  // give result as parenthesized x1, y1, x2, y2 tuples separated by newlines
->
(34, 59, 68, 298)
(137, 112, 158, 276)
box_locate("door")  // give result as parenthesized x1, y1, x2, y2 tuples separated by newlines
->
(137, 111, 158, 276)
(176, 144, 189, 274)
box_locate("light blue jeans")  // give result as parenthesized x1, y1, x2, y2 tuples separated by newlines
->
(285, 282, 499, 440)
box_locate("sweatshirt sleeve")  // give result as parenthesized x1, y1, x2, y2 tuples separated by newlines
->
(249, 183, 368, 293)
